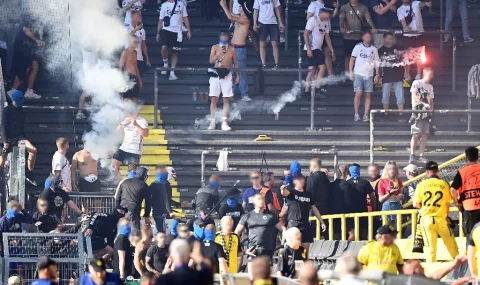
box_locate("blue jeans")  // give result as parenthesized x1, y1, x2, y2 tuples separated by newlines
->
(381, 82, 404, 105)
(382, 201, 402, 221)
(233, 47, 249, 98)
(445, 0, 470, 40)
(153, 214, 167, 233)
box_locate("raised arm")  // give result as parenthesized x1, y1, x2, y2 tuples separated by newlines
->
(70, 152, 78, 192)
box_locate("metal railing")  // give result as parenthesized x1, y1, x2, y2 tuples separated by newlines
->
(310, 206, 461, 241)
(200, 149, 338, 186)
(369, 109, 480, 163)
(5, 144, 26, 209)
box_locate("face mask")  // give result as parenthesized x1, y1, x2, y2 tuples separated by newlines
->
(226, 198, 237, 207)
(219, 39, 229, 46)
(118, 224, 132, 236)
(156, 172, 168, 183)
(6, 208, 19, 219)
(210, 181, 220, 189)
(127, 171, 136, 179)
(349, 166, 361, 179)
(204, 230, 215, 241)
(193, 222, 205, 240)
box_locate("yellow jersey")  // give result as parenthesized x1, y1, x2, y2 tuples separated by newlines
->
(215, 232, 241, 273)
(468, 222, 480, 276)
(413, 177, 452, 217)
(357, 241, 404, 274)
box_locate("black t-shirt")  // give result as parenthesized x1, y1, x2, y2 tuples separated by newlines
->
(366, 0, 396, 29)
(40, 187, 71, 219)
(218, 203, 245, 229)
(451, 171, 462, 190)
(347, 178, 374, 213)
(146, 244, 169, 272)
(284, 189, 314, 223)
(277, 245, 307, 278)
(113, 234, 135, 276)
(378, 45, 405, 83)
(200, 241, 226, 273)
(238, 210, 279, 250)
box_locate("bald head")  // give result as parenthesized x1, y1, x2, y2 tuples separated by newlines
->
(251, 256, 271, 281)
(221, 216, 233, 234)
(299, 262, 319, 285)
(403, 260, 425, 276)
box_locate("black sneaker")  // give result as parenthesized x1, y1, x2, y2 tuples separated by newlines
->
(262, 64, 267, 69)
(418, 156, 428, 163)
(25, 171, 38, 186)
(409, 154, 415, 164)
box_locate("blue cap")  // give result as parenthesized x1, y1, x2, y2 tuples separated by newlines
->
(11, 90, 24, 107)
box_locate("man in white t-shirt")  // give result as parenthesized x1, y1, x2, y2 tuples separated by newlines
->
(122, 0, 143, 25)
(349, 31, 380, 122)
(303, 8, 335, 99)
(112, 113, 149, 179)
(306, 0, 338, 77)
(397, 0, 430, 80)
(253, 0, 284, 68)
(156, 0, 192, 80)
(409, 67, 434, 164)
(52, 137, 72, 192)
(126, 11, 151, 77)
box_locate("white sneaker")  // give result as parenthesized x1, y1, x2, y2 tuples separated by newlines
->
(208, 120, 216, 130)
(242, 96, 252, 102)
(362, 115, 369, 122)
(76, 111, 86, 120)
(169, 73, 178, 80)
(280, 35, 285, 43)
(221, 121, 231, 131)
(354, 114, 360, 122)
(24, 89, 42, 99)
(161, 65, 168, 75)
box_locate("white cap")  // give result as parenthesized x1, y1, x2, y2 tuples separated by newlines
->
(403, 164, 419, 174)
(8, 276, 21, 285)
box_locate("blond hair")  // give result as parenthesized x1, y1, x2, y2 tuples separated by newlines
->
(381, 161, 399, 180)
(56, 137, 68, 148)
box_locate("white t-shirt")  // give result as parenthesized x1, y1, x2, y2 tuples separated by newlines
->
(125, 23, 146, 61)
(306, 1, 324, 18)
(120, 116, 149, 155)
(410, 79, 434, 108)
(159, 1, 188, 33)
(304, 17, 331, 51)
(351, 43, 379, 77)
(397, 1, 424, 37)
(52, 151, 72, 191)
(122, 0, 143, 25)
(253, 0, 281, 25)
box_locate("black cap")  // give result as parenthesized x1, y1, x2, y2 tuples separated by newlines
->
(226, 187, 241, 198)
(426, 161, 439, 171)
(320, 7, 334, 14)
(116, 205, 128, 213)
(135, 166, 149, 182)
(377, 225, 398, 235)
(89, 257, 106, 272)
(37, 257, 57, 270)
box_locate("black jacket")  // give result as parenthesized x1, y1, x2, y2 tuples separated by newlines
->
(32, 211, 61, 233)
(306, 171, 331, 214)
(155, 263, 213, 285)
(346, 178, 373, 213)
(115, 178, 151, 216)
(87, 212, 121, 239)
(329, 179, 347, 215)
(1, 105, 25, 143)
(193, 184, 219, 210)
(149, 181, 172, 216)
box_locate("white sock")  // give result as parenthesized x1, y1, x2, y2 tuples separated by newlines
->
(170, 71, 175, 75)
(222, 117, 228, 123)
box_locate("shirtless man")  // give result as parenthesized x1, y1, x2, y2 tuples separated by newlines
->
(120, 36, 143, 103)
(71, 141, 100, 192)
(208, 31, 240, 131)
(220, 0, 251, 102)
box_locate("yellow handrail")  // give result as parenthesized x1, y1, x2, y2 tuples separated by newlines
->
(310, 207, 462, 241)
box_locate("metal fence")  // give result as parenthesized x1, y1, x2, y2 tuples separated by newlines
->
(2, 232, 90, 284)
(200, 149, 339, 186)
(369, 109, 480, 163)
(5, 144, 26, 209)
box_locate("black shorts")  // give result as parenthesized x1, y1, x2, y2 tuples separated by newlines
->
(89, 236, 108, 252)
(307, 49, 326, 67)
(288, 221, 314, 243)
(247, 248, 274, 261)
(343, 39, 362, 57)
(402, 35, 425, 48)
(122, 73, 140, 99)
(12, 45, 37, 81)
(78, 178, 101, 192)
(113, 149, 141, 165)
(160, 29, 182, 52)
(463, 209, 480, 236)
(259, 23, 280, 42)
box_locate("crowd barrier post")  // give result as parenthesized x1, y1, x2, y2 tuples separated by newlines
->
(440, 0, 444, 52)
(154, 68, 159, 129)
(285, 0, 289, 51)
(369, 109, 479, 163)
(297, 30, 302, 83)
(468, 97, 472, 132)
(452, 34, 456, 92)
